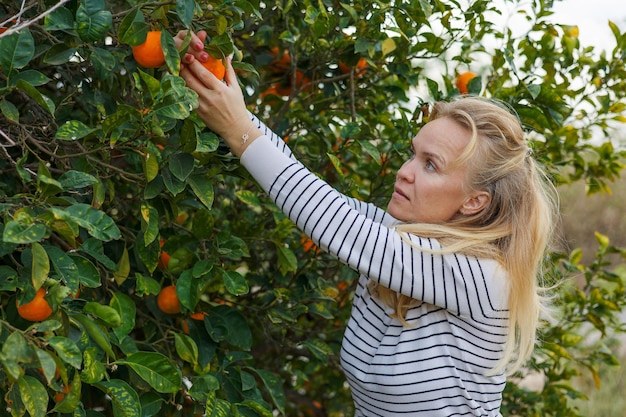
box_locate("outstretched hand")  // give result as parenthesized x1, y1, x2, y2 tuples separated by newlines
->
(175, 30, 262, 157)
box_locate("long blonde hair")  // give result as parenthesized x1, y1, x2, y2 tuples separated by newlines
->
(373, 96, 559, 374)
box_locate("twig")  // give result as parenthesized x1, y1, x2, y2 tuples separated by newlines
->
(0, 0, 71, 39)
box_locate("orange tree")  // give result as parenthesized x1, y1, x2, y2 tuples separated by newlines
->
(1, 0, 625, 416)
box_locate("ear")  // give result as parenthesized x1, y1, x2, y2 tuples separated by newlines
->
(460, 191, 490, 216)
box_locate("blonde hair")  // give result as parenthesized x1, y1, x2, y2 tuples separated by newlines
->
(373, 95, 559, 374)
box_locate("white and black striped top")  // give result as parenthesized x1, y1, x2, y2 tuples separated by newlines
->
(241, 115, 510, 416)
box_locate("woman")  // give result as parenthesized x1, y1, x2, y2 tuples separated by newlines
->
(176, 31, 558, 416)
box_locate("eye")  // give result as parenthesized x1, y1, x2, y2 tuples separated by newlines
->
(425, 159, 436, 171)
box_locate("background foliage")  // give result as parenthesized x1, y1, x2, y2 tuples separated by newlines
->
(1, 0, 625, 416)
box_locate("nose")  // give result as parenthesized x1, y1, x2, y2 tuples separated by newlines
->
(396, 158, 416, 183)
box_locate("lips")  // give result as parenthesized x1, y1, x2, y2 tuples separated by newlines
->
(393, 185, 409, 201)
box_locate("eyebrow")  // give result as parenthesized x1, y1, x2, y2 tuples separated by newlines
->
(412, 140, 445, 167)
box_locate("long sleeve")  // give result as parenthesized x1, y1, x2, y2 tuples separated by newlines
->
(240, 136, 508, 317)
(247, 113, 392, 225)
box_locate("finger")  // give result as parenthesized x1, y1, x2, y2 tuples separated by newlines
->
(180, 66, 206, 93)
(188, 59, 220, 89)
(223, 56, 238, 87)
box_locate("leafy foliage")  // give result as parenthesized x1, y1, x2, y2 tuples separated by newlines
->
(0, 0, 625, 416)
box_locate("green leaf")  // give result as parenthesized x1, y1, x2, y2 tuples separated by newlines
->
(169, 153, 195, 181)
(116, 352, 182, 394)
(9, 70, 51, 87)
(31, 242, 50, 290)
(162, 30, 181, 76)
(162, 168, 186, 196)
(17, 375, 47, 417)
(84, 302, 122, 327)
(212, 305, 252, 350)
(58, 170, 99, 189)
(141, 202, 159, 246)
(0, 265, 18, 291)
(117, 8, 149, 45)
(43, 44, 78, 65)
(55, 120, 98, 141)
(326, 153, 345, 180)
(113, 246, 130, 285)
(174, 332, 199, 365)
(358, 140, 381, 164)
(176, 0, 196, 28)
(143, 149, 160, 183)
(51, 204, 121, 241)
(16, 79, 56, 115)
(0, 30, 35, 71)
(44, 245, 80, 294)
(205, 391, 232, 417)
(300, 339, 334, 364)
(176, 269, 199, 311)
(222, 270, 249, 296)
(188, 373, 220, 401)
(0, 99, 19, 122)
(236, 190, 261, 207)
(76, 0, 112, 42)
(95, 380, 142, 417)
(82, 346, 107, 384)
(44, 6, 75, 31)
(196, 131, 220, 153)
(247, 368, 286, 414)
(188, 175, 215, 209)
(72, 313, 116, 359)
(47, 336, 83, 369)
(35, 348, 57, 384)
(111, 292, 136, 339)
(276, 244, 297, 275)
(3, 219, 47, 244)
(69, 254, 102, 288)
(91, 47, 117, 79)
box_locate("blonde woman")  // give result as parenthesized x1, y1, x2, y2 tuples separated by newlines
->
(176, 31, 558, 416)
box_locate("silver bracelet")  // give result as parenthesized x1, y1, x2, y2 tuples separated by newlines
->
(242, 124, 253, 145)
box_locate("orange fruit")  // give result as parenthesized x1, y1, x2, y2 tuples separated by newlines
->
(268, 47, 291, 73)
(455, 71, 477, 94)
(132, 31, 166, 68)
(157, 285, 181, 314)
(201, 56, 226, 80)
(182, 312, 206, 334)
(16, 288, 53, 322)
(158, 238, 170, 270)
(54, 384, 71, 403)
(339, 57, 368, 76)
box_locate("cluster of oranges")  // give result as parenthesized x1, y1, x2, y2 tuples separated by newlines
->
(131, 30, 225, 80)
(261, 47, 369, 99)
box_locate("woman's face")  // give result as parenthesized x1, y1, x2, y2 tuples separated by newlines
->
(387, 117, 487, 223)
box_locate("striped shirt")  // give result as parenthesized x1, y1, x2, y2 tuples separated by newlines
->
(241, 116, 510, 416)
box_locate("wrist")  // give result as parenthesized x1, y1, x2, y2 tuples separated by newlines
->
(230, 122, 262, 157)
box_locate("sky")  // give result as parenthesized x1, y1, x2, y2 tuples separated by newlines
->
(536, 0, 625, 52)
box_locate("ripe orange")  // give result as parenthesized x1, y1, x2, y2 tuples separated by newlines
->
(157, 285, 181, 314)
(158, 238, 170, 270)
(455, 71, 477, 94)
(132, 31, 166, 68)
(201, 56, 226, 81)
(268, 47, 291, 73)
(16, 288, 53, 322)
(182, 312, 206, 334)
(54, 384, 71, 403)
(339, 58, 368, 76)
